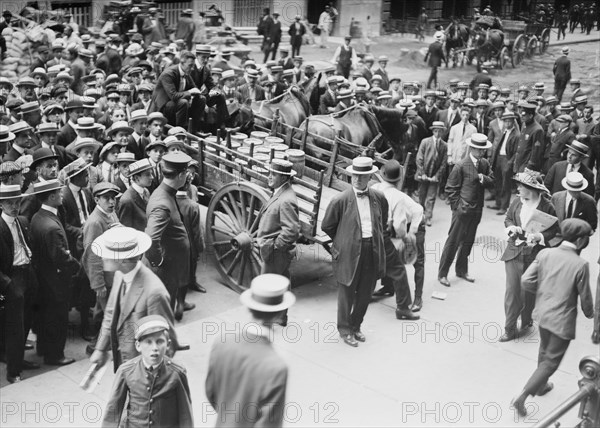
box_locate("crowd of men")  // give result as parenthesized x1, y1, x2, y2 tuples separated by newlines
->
(0, 5, 599, 427)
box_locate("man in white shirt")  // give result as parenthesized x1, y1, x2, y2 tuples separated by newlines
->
(318, 6, 332, 48)
(447, 107, 476, 171)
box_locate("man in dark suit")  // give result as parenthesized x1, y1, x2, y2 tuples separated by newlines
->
(145, 152, 191, 316)
(514, 103, 545, 173)
(544, 141, 595, 197)
(268, 13, 283, 61)
(189, 45, 230, 132)
(238, 69, 265, 102)
(126, 109, 150, 160)
(0, 184, 39, 383)
(89, 226, 180, 372)
(424, 34, 446, 89)
(499, 172, 559, 342)
(438, 134, 494, 286)
(322, 157, 388, 347)
(418, 91, 439, 137)
(553, 47, 571, 102)
(257, 8, 275, 63)
(36, 123, 72, 168)
(206, 274, 294, 427)
(551, 173, 598, 237)
(288, 15, 306, 57)
(117, 159, 152, 231)
(3, 122, 35, 162)
(436, 95, 462, 140)
(512, 219, 594, 417)
(544, 114, 575, 173)
(319, 77, 337, 114)
(489, 112, 520, 214)
(148, 51, 200, 128)
(30, 179, 81, 365)
(56, 100, 84, 148)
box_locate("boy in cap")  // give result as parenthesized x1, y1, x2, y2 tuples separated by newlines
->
(103, 314, 193, 427)
(117, 159, 153, 232)
(512, 218, 594, 417)
(206, 274, 294, 426)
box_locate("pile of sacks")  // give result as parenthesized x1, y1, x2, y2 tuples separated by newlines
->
(0, 23, 54, 80)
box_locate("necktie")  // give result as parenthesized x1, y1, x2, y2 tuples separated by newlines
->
(462, 122, 466, 138)
(79, 190, 89, 221)
(179, 74, 186, 92)
(143, 189, 150, 203)
(567, 198, 574, 218)
(15, 219, 32, 261)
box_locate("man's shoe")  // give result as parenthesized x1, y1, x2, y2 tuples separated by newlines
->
(456, 273, 475, 283)
(426, 219, 432, 227)
(24, 342, 34, 351)
(438, 277, 451, 287)
(496, 210, 507, 215)
(183, 302, 195, 311)
(44, 357, 75, 366)
(592, 331, 600, 344)
(174, 303, 183, 321)
(487, 204, 500, 210)
(7, 375, 22, 384)
(537, 382, 554, 396)
(411, 297, 423, 312)
(499, 331, 519, 342)
(85, 344, 95, 356)
(81, 332, 95, 342)
(342, 334, 358, 347)
(354, 331, 366, 342)
(21, 360, 40, 370)
(439, 193, 447, 201)
(511, 397, 528, 417)
(372, 287, 394, 297)
(396, 309, 420, 320)
(189, 282, 207, 293)
(176, 343, 191, 351)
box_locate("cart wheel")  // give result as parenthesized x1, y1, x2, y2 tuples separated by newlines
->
(526, 36, 538, 58)
(499, 46, 509, 70)
(539, 28, 550, 54)
(512, 35, 526, 66)
(205, 181, 270, 293)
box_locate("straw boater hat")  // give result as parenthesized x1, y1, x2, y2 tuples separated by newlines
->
(92, 226, 151, 260)
(108, 121, 134, 136)
(128, 159, 153, 178)
(74, 117, 102, 131)
(512, 170, 549, 193)
(63, 158, 93, 179)
(134, 315, 170, 341)
(240, 274, 295, 312)
(429, 121, 446, 131)
(99, 141, 124, 160)
(116, 152, 136, 164)
(0, 125, 15, 143)
(565, 140, 589, 157)
(21, 102, 42, 115)
(346, 156, 378, 175)
(31, 179, 64, 195)
(220, 70, 236, 82)
(268, 159, 297, 177)
(0, 184, 31, 200)
(130, 109, 148, 123)
(561, 171, 588, 192)
(466, 133, 492, 149)
(71, 138, 102, 154)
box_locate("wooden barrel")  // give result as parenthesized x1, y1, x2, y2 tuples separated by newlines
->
(286, 149, 305, 178)
(230, 133, 248, 145)
(205, 145, 218, 166)
(253, 154, 270, 164)
(264, 136, 284, 148)
(237, 146, 251, 158)
(271, 143, 288, 153)
(255, 146, 271, 155)
(250, 131, 269, 142)
(243, 137, 262, 148)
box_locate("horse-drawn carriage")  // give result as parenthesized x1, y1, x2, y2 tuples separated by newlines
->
(182, 96, 406, 292)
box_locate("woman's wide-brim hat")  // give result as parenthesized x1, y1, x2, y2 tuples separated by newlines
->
(561, 171, 588, 192)
(91, 226, 151, 260)
(513, 170, 550, 193)
(240, 274, 296, 312)
(466, 133, 492, 149)
(346, 156, 378, 175)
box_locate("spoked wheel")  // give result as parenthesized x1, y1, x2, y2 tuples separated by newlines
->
(539, 28, 550, 53)
(205, 181, 270, 293)
(499, 46, 509, 69)
(526, 36, 538, 58)
(512, 35, 526, 66)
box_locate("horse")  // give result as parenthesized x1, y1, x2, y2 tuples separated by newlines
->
(445, 20, 471, 67)
(470, 26, 505, 65)
(300, 103, 408, 163)
(202, 99, 255, 136)
(251, 87, 311, 130)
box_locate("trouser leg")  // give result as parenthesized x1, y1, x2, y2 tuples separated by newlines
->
(504, 258, 524, 333)
(349, 241, 376, 333)
(455, 212, 481, 276)
(413, 226, 425, 298)
(438, 210, 465, 277)
(523, 327, 570, 396)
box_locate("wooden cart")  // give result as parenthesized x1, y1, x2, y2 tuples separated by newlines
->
(191, 109, 390, 293)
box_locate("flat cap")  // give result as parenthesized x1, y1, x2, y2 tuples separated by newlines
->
(560, 218, 592, 242)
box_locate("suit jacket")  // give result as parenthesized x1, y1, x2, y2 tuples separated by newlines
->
(445, 156, 494, 210)
(238, 83, 265, 102)
(522, 244, 593, 340)
(117, 186, 148, 231)
(551, 190, 598, 232)
(96, 264, 178, 371)
(288, 21, 306, 46)
(490, 126, 520, 170)
(425, 41, 446, 67)
(372, 67, 390, 90)
(416, 136, 447, 180)
(30, 208, 80, 302)
(487, 118, 504, 153)
(447, 121, 476, 163)
(514, 120, 545, 173)
(144, 182, 190, 290)
(436, 108, 461, 139)
(103, 355, 193, 428)
(56, 122, 78, 148)
(2, 147, 30, 162)
(126, 134, 150, 160)
(189, 63, 215, 93)
(501, 196, 559, 263)
(205, 332, 287, 428)
(321, 188, 388, 286)
(61, 185, 95, 258)
(257, 183, 300, 262)
(280, 56, 294, 70)
(82, 207, 119, 291)
(149, 65, 193, 113)
(544, 161, 595, 197)
(318, 91, 336, 114)
(547, 128, 575, 165)
(418, 106, 439, 135)
(0, 215, 32, 294)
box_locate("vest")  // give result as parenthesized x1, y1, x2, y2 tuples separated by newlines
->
(339, 46, 353, 67)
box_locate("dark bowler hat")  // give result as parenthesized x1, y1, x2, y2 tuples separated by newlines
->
(380, 159, 402, 183)
(93, 182, 121, 197)
(560, 218, 592, 242)
(31, 147, 58, 169)
(161, 152, 192, 172)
